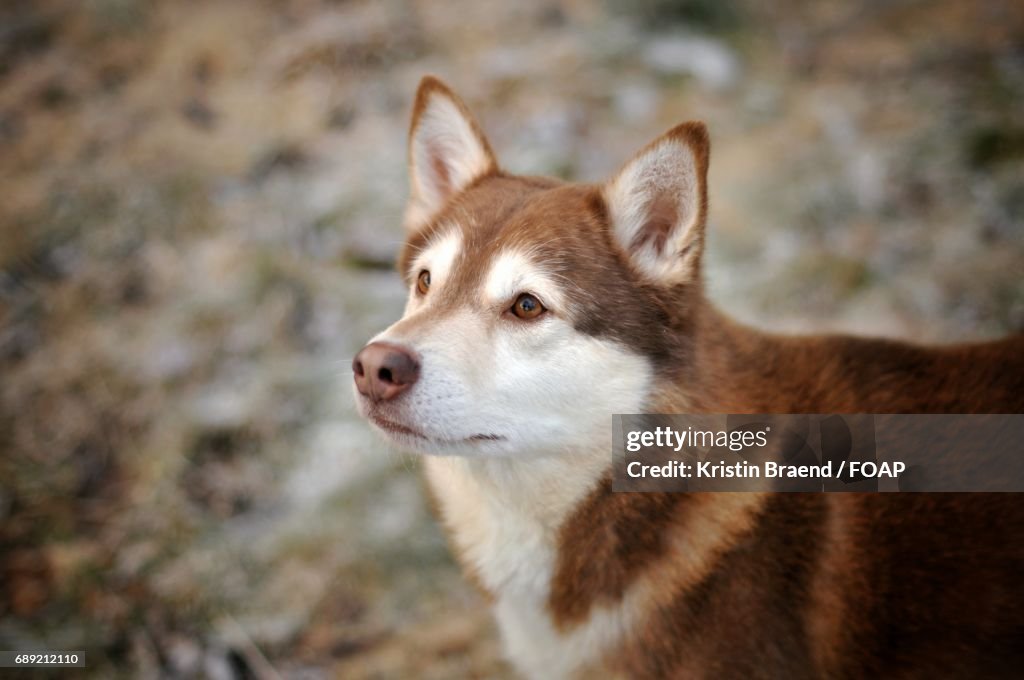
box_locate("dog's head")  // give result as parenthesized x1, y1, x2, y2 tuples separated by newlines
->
(353, 77, 710, 457)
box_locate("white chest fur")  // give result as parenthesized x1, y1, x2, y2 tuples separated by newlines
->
(423, 454, 635, 679)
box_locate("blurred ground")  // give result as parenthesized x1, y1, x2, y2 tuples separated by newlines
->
(1, 0, 1022, 677)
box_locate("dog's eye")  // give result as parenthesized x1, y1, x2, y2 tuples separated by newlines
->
(416, 270, 431, 295)
(511, 293, 545, 320)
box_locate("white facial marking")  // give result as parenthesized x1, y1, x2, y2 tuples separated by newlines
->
(406, 227, 463, 308)
(360, 241, 651, 459)
(368, 304, 650, 458)
(483, 250, 566, 310)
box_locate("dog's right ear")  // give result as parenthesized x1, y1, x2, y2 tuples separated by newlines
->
(404, 76, 498, 231)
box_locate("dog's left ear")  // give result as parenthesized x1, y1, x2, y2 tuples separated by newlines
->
(405, 76, 498, 230)
(603, 122, 710, 286)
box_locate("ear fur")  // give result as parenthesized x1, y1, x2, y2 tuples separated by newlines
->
(603, 122, 710, 285)
(405, 76, 498, 231)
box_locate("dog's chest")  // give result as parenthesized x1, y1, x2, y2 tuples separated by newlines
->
(423, 456, 559, 596)
(422, 456, 628, 678)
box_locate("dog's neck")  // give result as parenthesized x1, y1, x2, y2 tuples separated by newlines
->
(423, 441, 611, 589)
(422, 445, 649, 678)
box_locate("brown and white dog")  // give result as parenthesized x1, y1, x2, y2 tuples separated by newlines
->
(352, 76, 1024, 679)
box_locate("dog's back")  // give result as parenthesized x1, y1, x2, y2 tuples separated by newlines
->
(686, 314, 1024, 413)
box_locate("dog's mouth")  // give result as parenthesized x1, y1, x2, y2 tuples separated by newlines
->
(370, 413, 427, 439)
(367, 411, 504, 446)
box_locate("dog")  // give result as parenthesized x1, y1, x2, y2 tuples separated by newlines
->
(352, 76, 1024, 679)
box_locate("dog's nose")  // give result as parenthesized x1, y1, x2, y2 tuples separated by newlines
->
(352, 342, 420, 402)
